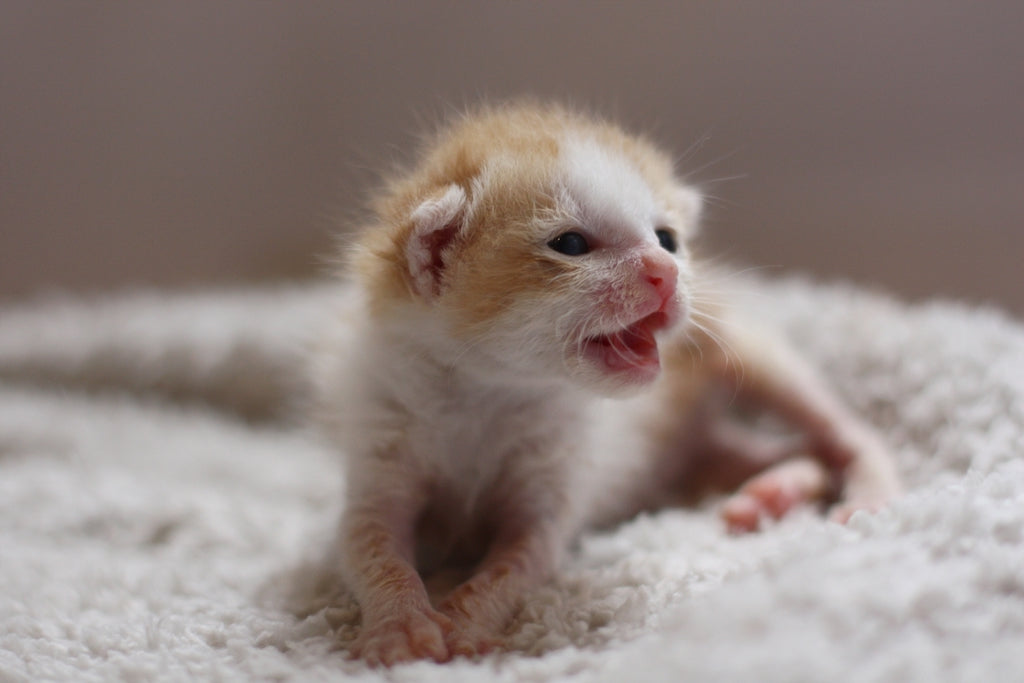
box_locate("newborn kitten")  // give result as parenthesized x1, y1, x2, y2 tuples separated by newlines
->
(314, 103, 900, 666)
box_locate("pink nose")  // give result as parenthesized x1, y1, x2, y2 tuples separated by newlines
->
(640, 251, 678, 303)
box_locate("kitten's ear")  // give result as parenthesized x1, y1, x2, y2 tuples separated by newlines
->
(675, 184, 703, 235)
(405, 184, 468, 299)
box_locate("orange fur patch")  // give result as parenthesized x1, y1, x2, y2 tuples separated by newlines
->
(348, 103, 694, 330)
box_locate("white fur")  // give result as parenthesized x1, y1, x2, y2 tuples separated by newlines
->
(559, 136, 667, 247)
(325, 305, 581, 503)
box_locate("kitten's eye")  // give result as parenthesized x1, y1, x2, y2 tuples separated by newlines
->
(548, 231, 590, 256)
(655, 228, 678, 253)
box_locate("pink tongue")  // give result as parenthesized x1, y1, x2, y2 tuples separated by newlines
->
(599, 320, 659, 370)
(621, 322, 657, 354)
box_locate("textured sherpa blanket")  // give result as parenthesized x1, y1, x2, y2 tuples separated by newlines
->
(1, 279, 1022, 683)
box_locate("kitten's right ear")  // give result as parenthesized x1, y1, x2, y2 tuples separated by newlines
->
(405, 184, 468, 299)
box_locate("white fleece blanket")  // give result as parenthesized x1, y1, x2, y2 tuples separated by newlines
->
(1, 279, 1022, 682)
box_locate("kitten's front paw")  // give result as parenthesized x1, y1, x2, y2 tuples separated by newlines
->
(443, 621, 500, 659)
(349, 608, 454, 667)
(437, 601, 501, 659)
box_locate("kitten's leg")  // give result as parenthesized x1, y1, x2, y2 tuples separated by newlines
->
(681, 418, 832, 532)
(695, 321, 901, 523)
(438, 513, 564, 658)
(340, 472, 453, 666)
(680, 416, 805, 498)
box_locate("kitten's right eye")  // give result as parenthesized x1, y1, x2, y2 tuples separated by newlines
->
(547, 231, 590, 256)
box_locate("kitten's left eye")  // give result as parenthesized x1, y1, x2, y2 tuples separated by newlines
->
(655, 228, 678, 253)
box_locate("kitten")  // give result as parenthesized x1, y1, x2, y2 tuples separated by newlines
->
(313, 103, 900, 666)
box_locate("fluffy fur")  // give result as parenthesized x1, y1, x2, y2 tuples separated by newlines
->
(313, 104, 900, 666)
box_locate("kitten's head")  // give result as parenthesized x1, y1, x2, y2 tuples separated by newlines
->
(357, 105, 701, 396)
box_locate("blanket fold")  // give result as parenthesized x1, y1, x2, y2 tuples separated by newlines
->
(0, 285, 340, 421)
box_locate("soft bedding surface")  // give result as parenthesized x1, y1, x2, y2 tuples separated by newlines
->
(1, 279, 1022, 682)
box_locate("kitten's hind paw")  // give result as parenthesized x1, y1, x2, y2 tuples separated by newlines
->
(721, 456, 830, 533)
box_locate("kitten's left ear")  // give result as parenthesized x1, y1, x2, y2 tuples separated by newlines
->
(405, 184, 468, 299)
(675, 185, 703, 235)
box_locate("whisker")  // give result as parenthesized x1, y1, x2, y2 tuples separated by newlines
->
(673, 130, 714, 167)
(688, 309, 745, 383)
(681, 148, 741, 182)
(698, 173, 749, 186)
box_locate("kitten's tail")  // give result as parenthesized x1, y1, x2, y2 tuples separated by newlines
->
(0, 283, 338, 421)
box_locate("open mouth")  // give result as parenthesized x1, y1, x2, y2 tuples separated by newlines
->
(582, 311, 671, 380)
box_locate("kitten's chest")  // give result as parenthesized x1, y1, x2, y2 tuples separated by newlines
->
(410, 385, 557, 486)
(406, 387, 582, 572)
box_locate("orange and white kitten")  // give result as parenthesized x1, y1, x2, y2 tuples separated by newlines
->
(314, 103, 900, 666)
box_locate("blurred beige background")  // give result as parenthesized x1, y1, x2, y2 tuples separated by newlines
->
(2, 2, 1022, 314)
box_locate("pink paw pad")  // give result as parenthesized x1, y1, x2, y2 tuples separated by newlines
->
(721, 457, 829, 533)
